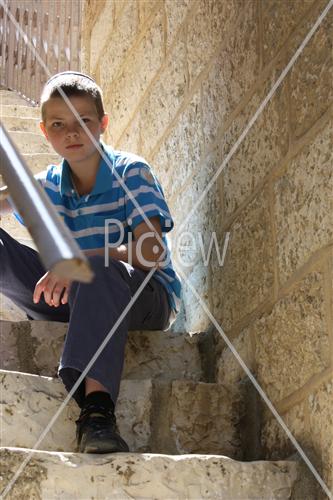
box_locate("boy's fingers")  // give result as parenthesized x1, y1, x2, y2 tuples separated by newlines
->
(61, 287, 70, 305)
(33, 274, 50, 303)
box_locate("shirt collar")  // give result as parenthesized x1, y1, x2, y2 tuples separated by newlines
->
(60, 142, 116, 197)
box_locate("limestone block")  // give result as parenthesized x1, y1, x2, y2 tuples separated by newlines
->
(9, 131, 52, 155)
(221, 55, 288, 217)
(0, 320, 202, 381)
(99, 0, 140, 85)
(169, 381, 241, 458)
(114, 111, 141, 156)
(165, 0, 192, 49)
(0, 370, 152, 453)
(307, 380, 333, 491)
(254, 271, 330, 402)
(0, 448, 299, 500)
(151, 91, 202, 201)
(170, 144, 223, 240)
(288, 1, 332, 139)
(211, 189, 274, 331)
(106, 11, 164, 144)
(116, 379, 152, 453)
(0, 104, 40, 119)
(0, 214, 32, 243)
(261, 0, 314, 66)
(140, 34, 187, 156)
(125, 330, 202, 381)
(261, 401, 308, 460)
(274, 119, 333, 284)
(179, 264, 211, 333)
(202, 0, 260, 147)
(89, 2, 116, 74)
(138, 0, 163, 26)
(261, 381, 333, 493)
(0, 370, 79, 452)
(0, 295, 26, 322)
(1, 116, 40, 133)
(187, 0, 241, 84)
(217, 330, 254, 388)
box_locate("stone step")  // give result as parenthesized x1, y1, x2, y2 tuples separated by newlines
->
(0, 103, 40, 119)
(2, 115, 41, 134)
(8, 131, 53, 155)
(0, 447, 299, 500)
(0, 370, 238, 456)
(0, 89, 32, 106)
(0, 320, 202, 381)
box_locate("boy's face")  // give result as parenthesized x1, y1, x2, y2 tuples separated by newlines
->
(40, 95, 108, 163)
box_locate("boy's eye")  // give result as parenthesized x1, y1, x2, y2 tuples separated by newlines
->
(51, 122, 63, 128)
(81, 118, 90, 123)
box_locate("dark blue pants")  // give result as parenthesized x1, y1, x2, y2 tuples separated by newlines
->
(0, 228, 171, 407)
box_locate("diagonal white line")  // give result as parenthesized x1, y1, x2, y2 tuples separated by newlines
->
(0, 265, 157, 499)
(176, 266, 333, 499)
(174, 0, 333, 241)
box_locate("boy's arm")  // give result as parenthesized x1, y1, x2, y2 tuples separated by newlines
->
(85, 216, 165, 271)
(0, 186, 13, 216)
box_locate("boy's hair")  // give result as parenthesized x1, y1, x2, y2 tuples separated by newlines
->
(40, 71, 105, 121)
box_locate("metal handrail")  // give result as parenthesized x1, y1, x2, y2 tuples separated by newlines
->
(0, 122, 93, 283)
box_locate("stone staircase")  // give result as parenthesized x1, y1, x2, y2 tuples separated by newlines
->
(0, 89, 301, 499)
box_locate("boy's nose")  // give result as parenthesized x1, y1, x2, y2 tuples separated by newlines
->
(66, 125, 80, 137)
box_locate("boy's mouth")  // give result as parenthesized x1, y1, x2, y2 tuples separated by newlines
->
(66, 144, 83, 149)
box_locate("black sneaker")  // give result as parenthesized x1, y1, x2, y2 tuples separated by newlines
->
(76, 403, 129, 454)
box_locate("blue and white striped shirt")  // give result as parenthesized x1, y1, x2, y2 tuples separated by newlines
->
(14, 143, 182, 316)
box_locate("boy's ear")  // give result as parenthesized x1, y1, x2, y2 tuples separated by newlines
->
(100, 114, 109, 134)
(40, 122, 49, 140)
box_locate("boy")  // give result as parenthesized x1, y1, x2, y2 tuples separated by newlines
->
(0, 71, 181, 453)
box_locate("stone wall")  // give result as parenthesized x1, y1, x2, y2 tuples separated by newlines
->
(81, 0, 332, 493)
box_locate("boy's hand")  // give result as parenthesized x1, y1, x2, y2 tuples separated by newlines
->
(33, 271, 71, 307)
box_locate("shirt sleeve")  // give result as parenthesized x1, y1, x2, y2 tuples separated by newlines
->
(123, 162, 174, 233)
(9, 170, 48, 226)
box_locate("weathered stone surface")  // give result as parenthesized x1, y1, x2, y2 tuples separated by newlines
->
(274, 119, 333, 284)
(289, 1, 332, 139)
(221, 55, 289, 217)
(0, 448, 299, 500)
(254, 271, 330, 402)
(106, 10, 164, 144)
(152, 91, 202, 201)
(308, 380, 333, 492)
(165, 0, 192, 49)
(217, 330, 254, 388)
(0, 370, 152, 453)
(0, 103, 40, 119)
(114, 111, 141, 156)
(0, 90, 30, 106)
(0, 116, 40, 133)
(211, 189, 274, 331)
(0, 295, 26, 321)
(261, 0, 314, 66)
(261, 380, 333, 494)
(0, 214, 32, 242)
(140, 33, 187, 157)
(9, 131, 52, 155)
(99, 0, 140, 85)
(169, 381, 241, 458)
(202, 0, 260, 147)
(0, 320, 202, 381)
(89, 2, 116, 74)
(187, 0, 241, 84)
